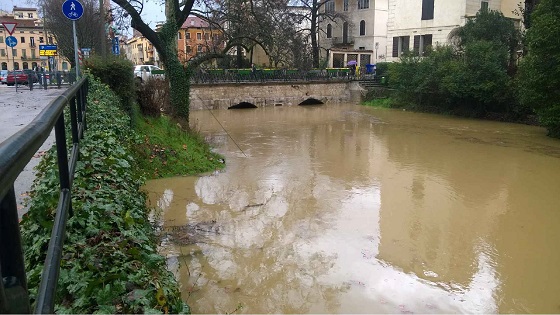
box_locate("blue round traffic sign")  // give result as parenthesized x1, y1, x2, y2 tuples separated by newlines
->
(62, 0, 84, 20)
(6, 36, 17, 47)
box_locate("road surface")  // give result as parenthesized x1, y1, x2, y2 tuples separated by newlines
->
(0, 83, 68, 217)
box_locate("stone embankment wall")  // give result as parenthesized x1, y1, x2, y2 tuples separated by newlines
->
(190, 81, 360, 110)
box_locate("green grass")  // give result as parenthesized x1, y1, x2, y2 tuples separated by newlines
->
(362, 97, 394, 108)
(134, 116, 225, 179)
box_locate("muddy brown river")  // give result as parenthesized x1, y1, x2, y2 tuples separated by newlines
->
(143, 103, 560, 313)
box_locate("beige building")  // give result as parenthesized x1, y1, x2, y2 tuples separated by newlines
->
(0, 7, 70, 71)
(320, 0, 389, 68)
(386, 0, 523, 62)
(124, 30, 160, 66)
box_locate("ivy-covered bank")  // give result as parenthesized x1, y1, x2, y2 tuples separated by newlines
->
(20, 78, 189, 314)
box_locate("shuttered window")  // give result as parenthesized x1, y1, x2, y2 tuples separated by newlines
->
(422, 0, 434, 20)
(413, 34, 433, 56)
(392, 36, 410, 57)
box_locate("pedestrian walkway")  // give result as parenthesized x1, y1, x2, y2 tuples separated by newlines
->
(0, 84, 68, 217)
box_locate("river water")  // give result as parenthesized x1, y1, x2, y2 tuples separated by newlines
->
(143, 103, 560, 313)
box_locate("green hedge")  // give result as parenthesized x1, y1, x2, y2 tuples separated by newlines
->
(20, 77, 188, 314)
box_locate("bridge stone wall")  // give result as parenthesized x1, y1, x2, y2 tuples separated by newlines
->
(190, 81, 358, 110)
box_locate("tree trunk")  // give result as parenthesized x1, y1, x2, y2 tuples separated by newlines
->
(159, 22, 190, 121)
(311, 0, 320, 68)
(236, 45, 243, 68)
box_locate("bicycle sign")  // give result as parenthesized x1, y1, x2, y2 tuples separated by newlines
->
(62, 0, 84, 20)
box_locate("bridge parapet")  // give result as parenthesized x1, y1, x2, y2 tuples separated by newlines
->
(190, 80, 356, 110)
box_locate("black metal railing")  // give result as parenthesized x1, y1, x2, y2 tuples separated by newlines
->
(0, 77, 88, 314)
(189, 69, 355, 84)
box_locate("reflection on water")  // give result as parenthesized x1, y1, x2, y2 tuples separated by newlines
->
(143, 104, 560, 313)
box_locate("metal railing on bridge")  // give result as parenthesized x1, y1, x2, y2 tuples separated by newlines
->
(0, 77, 88, 314)
(190, 68, 357, 84)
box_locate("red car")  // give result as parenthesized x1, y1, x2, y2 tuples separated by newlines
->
(6, 70, 39, 86)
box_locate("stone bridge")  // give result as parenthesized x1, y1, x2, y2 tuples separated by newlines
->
(190, 81, 363, 110)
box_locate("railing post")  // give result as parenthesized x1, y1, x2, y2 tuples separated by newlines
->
(0, 187, 31, 314)
(35, 111, 72, 314)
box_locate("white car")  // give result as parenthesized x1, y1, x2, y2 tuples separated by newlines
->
(133, 65, 164, 82)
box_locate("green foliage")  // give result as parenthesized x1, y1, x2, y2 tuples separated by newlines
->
(389, 10, 521, 118)
(134, 115, 225, 179)
(20, 77, 189, 314)
(518, 0, 560, 137)
(375, 62, 390, 78)
(83, 56, 136, 115)
(362, 97, 394, 108)
(450, 10, 520, 55)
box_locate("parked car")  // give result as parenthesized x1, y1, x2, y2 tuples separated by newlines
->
(6, 70, 39, 86)
(134, 65, 164, 82)
(0, 70, 8, 84)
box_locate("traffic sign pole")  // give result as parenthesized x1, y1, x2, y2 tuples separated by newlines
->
(62, 0, 84, 79)
(73, 21, 80, 78)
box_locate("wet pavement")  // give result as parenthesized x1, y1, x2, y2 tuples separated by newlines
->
(0, 83, 68, 217)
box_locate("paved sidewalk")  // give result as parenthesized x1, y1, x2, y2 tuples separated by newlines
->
(0, 84, 68, 217)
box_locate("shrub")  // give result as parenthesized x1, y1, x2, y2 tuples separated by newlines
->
(518, 0, 560, 137)
(83, 56, 136, 114)
(136, 78, 171, 117)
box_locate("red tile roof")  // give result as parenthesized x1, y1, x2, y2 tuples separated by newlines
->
(181, 16, 211, 29)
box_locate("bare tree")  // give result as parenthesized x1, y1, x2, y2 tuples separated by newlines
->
(289, 0, 347, 67)
(35, 0, 108, 67)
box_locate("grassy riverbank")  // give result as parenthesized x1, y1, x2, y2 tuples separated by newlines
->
(19, 77, 222, 313)
(134, 115, 224, 179)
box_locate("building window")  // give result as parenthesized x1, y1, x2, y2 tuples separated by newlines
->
(422, 0, 434, 20)
(325, 0, 335, 13)
(28, 13, 33, 18)
(326, 24, 332, 38)
(12, 49, 17, 57)
(48, 36, 53, 44)
(343, 0, 348, 11)
(0, 36, 3, 44)
(392, 36, 410, 57)
(186, 46, 192, 53)
(32, 62, 37, 69)
(62, 62, 68, 70)
(31, 50, 36, 58)
(39, 36, 44, 43)
(23, 62, 28, 69)
(22, 49, 26, 57)
(197, 45, 203, 52)
(414, 34, 433, 56)
(13, 62, 19, 70)
(20, 37, 25, 43)
(359, 20, 366, 36)
(30, 37, 35, 47)
(196, 33, 202, 40)
(186, 32, 191, 39)
(178, 32, 182, 40)
(481, 1, 489, 11)
(0, 49, 4, 57)
(1, 62, 6, 70)
(343, 22, 349, 43)
(358, 0, 369, 9)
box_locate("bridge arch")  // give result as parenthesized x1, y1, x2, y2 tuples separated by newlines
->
(228, 102, 257, 109)
(298, 98, 324, 105)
